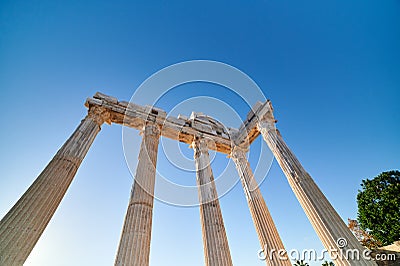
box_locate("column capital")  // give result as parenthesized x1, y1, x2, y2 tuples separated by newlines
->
(88, 105, 111, 126)
(256, 119, 276, 134)
(140, 121, 161, 137)
(229, 145, 249, 160)
(192, 137, 209, 159)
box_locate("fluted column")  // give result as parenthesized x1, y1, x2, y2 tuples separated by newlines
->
(0, 105, 110, 266)
(115, 122, 160, 266)
(258, 119, 377, 266)
(231, 146, 291, 266)
(193, 137, 233, 266)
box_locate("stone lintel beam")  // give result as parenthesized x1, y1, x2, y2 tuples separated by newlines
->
(85, 92, 233, 154)
(233, 100, 276, 147)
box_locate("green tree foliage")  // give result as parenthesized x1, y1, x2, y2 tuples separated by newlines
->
(348, 219, 382, 249)
(357, 170, 400, 245)
(293, 260, 309, 266)
(321, 261, 334, 266)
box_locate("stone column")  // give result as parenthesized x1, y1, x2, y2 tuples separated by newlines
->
(114, 122, 160, 266)
(257, 118, 377, 266)
(0, 105, 110, 266)
(231, 146, 291, 266)
(193, 138, 233, 266)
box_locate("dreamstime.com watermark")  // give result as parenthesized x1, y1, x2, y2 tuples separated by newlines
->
(257, 238, 397, 263)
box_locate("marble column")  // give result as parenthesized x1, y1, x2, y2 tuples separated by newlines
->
(258, 118, 377, 266)
(114, 122, 160, 266)
(231, 146, 291, 266)
(0, 105, 110, 266)
(193, 138, 233, 266)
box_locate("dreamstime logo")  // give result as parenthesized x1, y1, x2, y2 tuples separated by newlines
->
(257, 238, 397, 263)
(122, 60, 275, 206)
(336, 237, 348, 248)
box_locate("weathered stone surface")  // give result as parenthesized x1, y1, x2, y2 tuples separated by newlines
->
(235, 100, 274, 147)
(166, 116, 186, 126)
(177, 114, 188, 120)
(85, 93, 233, 154)
(0, 92, 376, 266)
(94, 91, 118, 104)
(231, 146, 291, 266)
(0, 105, 110, 265)
(257, 112, 377, 266)
(193, 138, 233, 266)
(114, 122, 160, 266)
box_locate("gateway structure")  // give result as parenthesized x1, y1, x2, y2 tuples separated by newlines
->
(0, 92, 376, 266)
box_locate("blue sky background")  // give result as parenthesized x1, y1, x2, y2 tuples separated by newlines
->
(0, 1, 399, 265)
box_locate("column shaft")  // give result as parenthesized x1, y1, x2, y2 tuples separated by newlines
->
(258, 120, 377, 266)
(114, 122, 160, 266)
(231, 147, 291, 266)
(0, 106, 110, 266)
(193, 138, 233, 266)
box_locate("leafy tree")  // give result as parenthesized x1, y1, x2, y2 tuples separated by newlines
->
(357, 170, 400, 245)
(293, 260, 309, 266)
(348, 219, 382, 248)
(321, 261, 334, 266)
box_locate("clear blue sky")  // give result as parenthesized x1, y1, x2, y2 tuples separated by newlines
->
(0, 1, 399, 265)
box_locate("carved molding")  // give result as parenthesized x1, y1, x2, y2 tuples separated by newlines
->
(230, 145, 248, 161)
(141, 122, 161, 138)
(192, 137, 209, 159)
(88, 105, 111, 126)
(257, 119, 276, 134)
